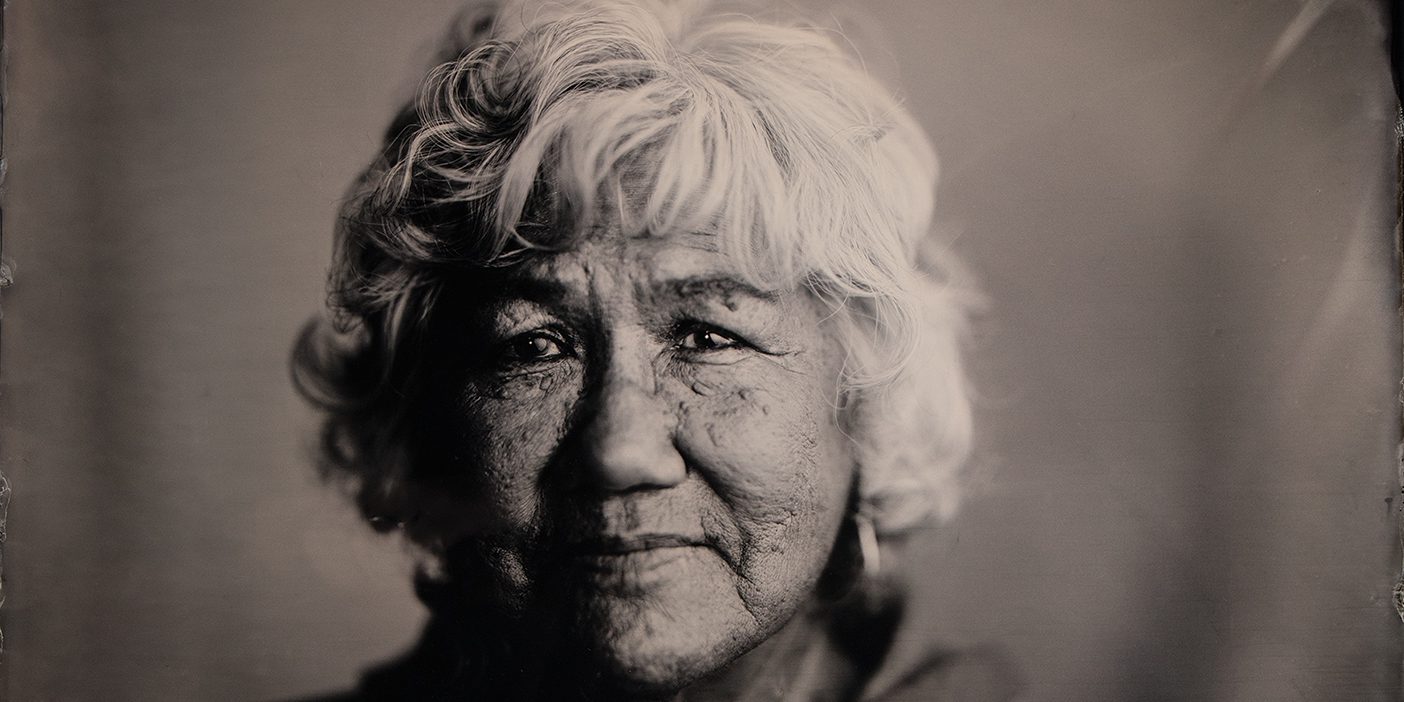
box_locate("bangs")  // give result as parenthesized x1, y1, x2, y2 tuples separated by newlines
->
(493, 79, 796, 286)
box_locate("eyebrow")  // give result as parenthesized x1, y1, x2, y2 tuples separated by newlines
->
(658, 276, 782, 305)
(485, 277, 580, 307)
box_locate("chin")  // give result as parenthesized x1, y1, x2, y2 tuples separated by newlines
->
(585, 622, 738, 696)
(569, 588, 760, 695)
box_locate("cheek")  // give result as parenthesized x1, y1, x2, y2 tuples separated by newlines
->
(448, 370, 580, 531)
(671, 359, 853, 593)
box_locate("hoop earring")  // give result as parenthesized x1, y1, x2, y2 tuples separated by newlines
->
(855, 512, 881, 579)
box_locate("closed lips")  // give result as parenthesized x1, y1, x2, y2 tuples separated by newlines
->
(569, 534, 706, 555)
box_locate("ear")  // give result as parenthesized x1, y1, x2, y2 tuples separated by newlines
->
(357, 454, 416, 535)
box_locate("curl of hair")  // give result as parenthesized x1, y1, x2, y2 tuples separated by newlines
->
(292, 0, 977, 536)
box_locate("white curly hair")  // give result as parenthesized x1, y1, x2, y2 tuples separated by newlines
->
(295, 0, 976, 536)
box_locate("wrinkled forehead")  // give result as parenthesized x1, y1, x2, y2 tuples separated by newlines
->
(495, 226, 788, 303)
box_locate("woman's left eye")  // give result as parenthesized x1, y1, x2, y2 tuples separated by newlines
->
(675, 326, 743, 352)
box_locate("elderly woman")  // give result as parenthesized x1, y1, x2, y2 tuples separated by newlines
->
(295, 0, 1009, 699)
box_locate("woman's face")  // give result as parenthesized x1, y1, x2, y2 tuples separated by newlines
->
(420, 215, 856, 691)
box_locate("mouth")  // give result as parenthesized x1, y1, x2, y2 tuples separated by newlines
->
(562, 534, 710, 580)
(568, 533, 706, 555)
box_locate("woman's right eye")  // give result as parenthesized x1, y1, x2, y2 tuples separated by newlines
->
(503, 331, 569, 363)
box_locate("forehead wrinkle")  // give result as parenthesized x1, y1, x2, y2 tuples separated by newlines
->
(489, 254, 594, 312)
(647, 275, 783, 308)
(489, 277, 578, 307)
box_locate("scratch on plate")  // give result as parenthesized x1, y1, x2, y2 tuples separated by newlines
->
(0, 471, 10, 652)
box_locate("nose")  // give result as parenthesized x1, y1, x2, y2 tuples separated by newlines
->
(572, 359, 686, 494)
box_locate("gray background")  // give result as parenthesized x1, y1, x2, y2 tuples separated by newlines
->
(2, 0, 1398, 699)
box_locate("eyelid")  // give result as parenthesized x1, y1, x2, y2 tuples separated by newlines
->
(670, 320, 753, 353)
(519, 328, 570, 351)
(497, 326, 578, 366)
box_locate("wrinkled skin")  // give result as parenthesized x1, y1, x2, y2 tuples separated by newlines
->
(413, 221, 856, 698)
